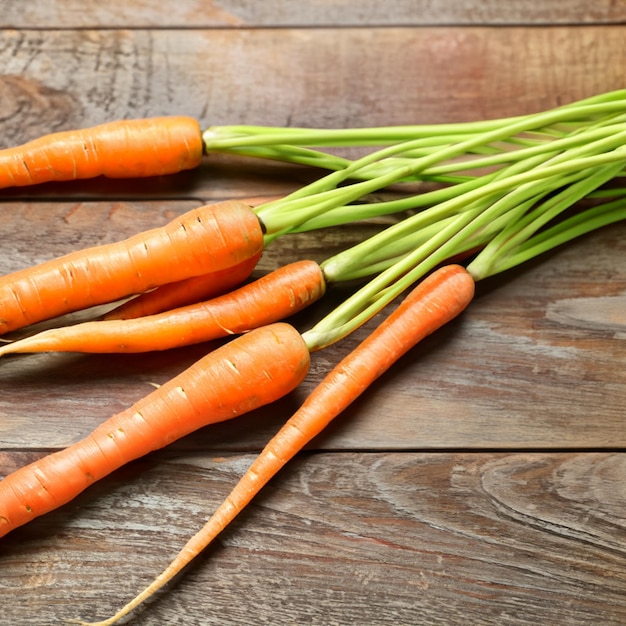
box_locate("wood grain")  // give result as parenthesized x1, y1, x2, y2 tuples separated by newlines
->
(0, 5, 624, 626)
(0, 26, 624, 149)
(2, 0, 625, 28)
(1, 451, 624, 625)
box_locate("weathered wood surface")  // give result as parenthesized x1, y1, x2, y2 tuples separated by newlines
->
(0, 5, 625, 626)
(2, 452, 625, 625)
(2, 0, 626, 27)
(0, 26, 624, 149)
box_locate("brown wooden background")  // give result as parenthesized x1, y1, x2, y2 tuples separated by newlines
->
(0, 3, 625, 625)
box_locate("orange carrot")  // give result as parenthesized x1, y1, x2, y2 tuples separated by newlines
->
(103, 197, 279, 320)
(0, 260, 325, 355)
(103, 251, 263, 320)
(0, 200, 263, 335)
(76, 264, 475, 626)
(0, 322, 310, 539)
(0, 117, 203, 188)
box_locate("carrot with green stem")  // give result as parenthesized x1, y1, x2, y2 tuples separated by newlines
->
(0, 90, 619, 191)
(0, 259, 324, 355)
(0, 322, 310, 539)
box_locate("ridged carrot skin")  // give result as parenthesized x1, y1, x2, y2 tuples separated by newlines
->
(0, 117, 203, 188)
(0, 322, 310, 538)
(103, 251, 263, 320)
(105, 197, 283, 319)
(77, 265, 475, 626)
(0, 260, 326, 355)
(0, 200, 264, 335)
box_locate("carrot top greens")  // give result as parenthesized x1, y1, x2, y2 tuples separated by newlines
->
(226, 91, 625, 277)
(283, 93, 626, 349)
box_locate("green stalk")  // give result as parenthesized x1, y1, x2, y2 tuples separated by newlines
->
(203, 90, 626, 152)
(466, 162, 626, 279)
(301, 146, 625, 349)
(255, 104, 626, 237)
(302, 199, 526, 350)
(289, 120, 618, 236)
(492, 196, 626, 273)
(316, 142, 626, 280)
(237, 114, 624, 186)
(287, 174, 493, 232)
(305, 182, 626, 350)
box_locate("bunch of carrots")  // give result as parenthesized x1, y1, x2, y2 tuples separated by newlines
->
(0, 90, 624, 625)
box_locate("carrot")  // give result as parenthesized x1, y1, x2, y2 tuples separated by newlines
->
(103, 196, 280, 320)
(103, 251, 263, 320)
(0, 260, 325, 355)
(0, 200, 263, 335)
(76, 264, 475, 626)
(0, 117, 203, 189)
(102, 193, 280, 320)
(0, 322, 310, 539)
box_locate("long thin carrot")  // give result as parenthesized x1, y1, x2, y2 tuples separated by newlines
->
(0, 322, 310, 539)
(103, 251, 263, 320)
(0, 200, 263, 334)
(0, 260, 325, 355)
(76, 264, 475, 626)
(0, 117, 203, 189)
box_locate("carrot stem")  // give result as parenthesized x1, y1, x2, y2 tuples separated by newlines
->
(202, 89, 626, 151)
(255, 103, 626, 237)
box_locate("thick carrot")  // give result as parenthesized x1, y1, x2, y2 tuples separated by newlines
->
(103, 197, 279, 320)
(0, 200, 263, 335)
(76, 264, 475, 626)
(0, 117, 203, 188)
(0, 260, 325, 355)
(103, 251, 263, 320)
(0, 322, 310, 539)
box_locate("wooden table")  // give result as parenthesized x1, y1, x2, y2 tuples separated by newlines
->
(1, 3, 625, 625)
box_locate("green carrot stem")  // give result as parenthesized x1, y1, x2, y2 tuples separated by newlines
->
(490, 197, 626, 273)
(466, 162, 626, 279)
(318, 141, 625, 280)
(203, 90, 626, 151)
(287, 174, 492, 232)
(256, 104, 626, 236)
(309, 189, 545, 348)
(308, 145, 624, 347)
(422, 118, 625, 176)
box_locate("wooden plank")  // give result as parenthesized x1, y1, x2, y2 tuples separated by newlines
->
(0, 200, 624, 452)
(1, 8, 623, 626)
(0, 26, 624, 149)
(1, 451, 624, 625)
(1, 0, 625, 28)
